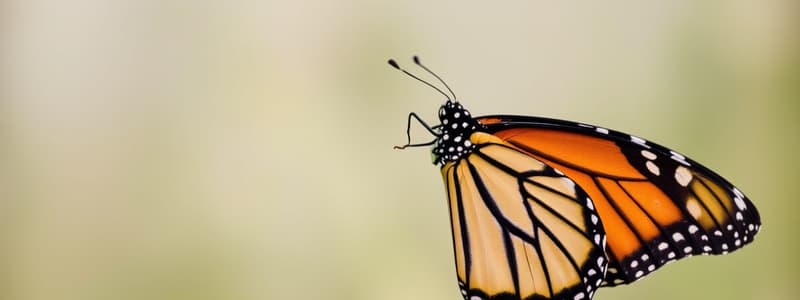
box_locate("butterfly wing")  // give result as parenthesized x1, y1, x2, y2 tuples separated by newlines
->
(444, 132, 607, 300)
(476, 115, 762, 286)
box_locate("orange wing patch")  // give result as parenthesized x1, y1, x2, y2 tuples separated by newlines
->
(491, 129, 682, 260)
(487, 126, 760, 286)
(493, 128, 645, 179)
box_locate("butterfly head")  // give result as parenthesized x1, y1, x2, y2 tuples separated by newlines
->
(433, 100, 481, 165)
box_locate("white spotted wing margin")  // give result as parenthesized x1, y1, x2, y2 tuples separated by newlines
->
(442, 141, 608, 300)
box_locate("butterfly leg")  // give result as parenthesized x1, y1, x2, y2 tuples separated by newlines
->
(394, 112, 440, 149)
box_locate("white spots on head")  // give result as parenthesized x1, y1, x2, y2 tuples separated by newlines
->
(439, 107, 446, 116)
(640, 150, 657, 160)
(672, 232, 685, 242)
(658, 242, 669, 251)
(596, 127, 609, 134)
(646, 161, 660, 176)
(688, 225, 699, 234)
(674, 166, 692, 187)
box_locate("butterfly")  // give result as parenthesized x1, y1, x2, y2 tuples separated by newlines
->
(390, 57, 761, 300)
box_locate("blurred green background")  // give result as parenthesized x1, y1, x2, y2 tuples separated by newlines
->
(2, 1, 798, 300)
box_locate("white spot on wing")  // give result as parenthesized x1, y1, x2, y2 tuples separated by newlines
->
(675, 166, 692, 187)
(641, 150, 657, 160)
(658, 242, 669, 250)
(733, 187, 744, 199)
(646, 161, 660, 176)
(631, 135, 647, 146)
(734, 196, 747, 210)
(596, 127, 609, 134)
(670, 150, 690, 166)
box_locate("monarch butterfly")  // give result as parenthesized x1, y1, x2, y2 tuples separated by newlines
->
(390, 57, 761, 300)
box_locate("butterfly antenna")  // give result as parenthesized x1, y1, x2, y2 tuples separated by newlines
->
(388, 59, 451, 101)
(412, 56, 457, 101)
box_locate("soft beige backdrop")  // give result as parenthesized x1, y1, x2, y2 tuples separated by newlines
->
(2, 1, 798, 300)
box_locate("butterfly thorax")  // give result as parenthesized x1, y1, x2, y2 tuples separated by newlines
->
(434, 101, 482, 165)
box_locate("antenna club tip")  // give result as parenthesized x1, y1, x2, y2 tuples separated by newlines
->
(413, 56, 420, 64)
(387, 59, 399, 69)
